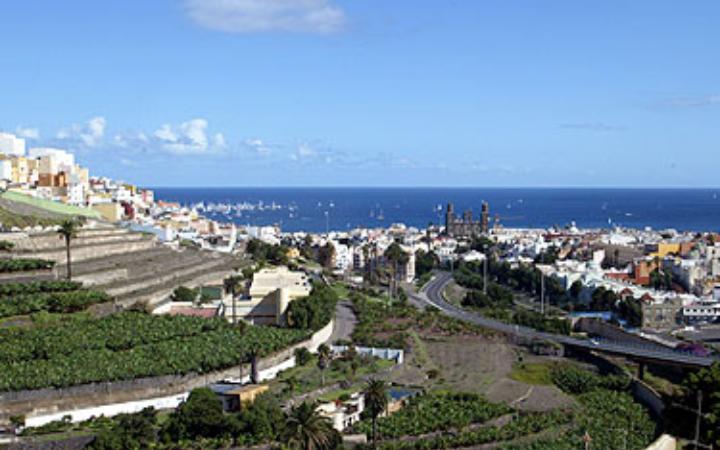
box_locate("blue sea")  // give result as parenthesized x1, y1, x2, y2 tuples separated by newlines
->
(151, 188, 720, 233)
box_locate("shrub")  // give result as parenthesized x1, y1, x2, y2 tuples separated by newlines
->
(0, 258, 54, 273)
(171, 286, 197, 303)
(294, 347, 312, 366)
(286, 283, 338, 331)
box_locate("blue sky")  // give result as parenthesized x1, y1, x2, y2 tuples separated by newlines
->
(1, 0, 719, 187)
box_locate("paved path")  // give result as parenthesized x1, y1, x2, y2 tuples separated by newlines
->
(329, 300, 357, 343)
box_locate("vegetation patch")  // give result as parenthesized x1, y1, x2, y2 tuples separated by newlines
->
(0, 311, 308, 391)
(0, 258, 55, 273)
(353, 391, 511, 439)
(509, 362, 554, 385)
(286, 283, 338, 331)
(0, 289, 111, 318)
(375, 410, 571, 450)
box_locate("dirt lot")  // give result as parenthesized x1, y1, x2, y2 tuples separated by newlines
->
(385, 332, 574, 412)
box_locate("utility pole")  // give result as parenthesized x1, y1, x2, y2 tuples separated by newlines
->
(540, 272, 545, 315)
(232, 292, 237, 325)
(694, 390, 703, 449)
(483, 244, 488, 295)
(324, 211, 329, 235)
(673, 390, 712, 450)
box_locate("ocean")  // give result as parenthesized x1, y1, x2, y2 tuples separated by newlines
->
(151, 188, 720, 233)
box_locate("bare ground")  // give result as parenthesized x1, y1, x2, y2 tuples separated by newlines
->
(386, 332, 574, 412)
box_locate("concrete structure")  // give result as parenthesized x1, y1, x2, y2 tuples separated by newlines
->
(238, 266, 312, 325)
(642, 297, 684, 330)
(331, 345, 404, 364)
(317, 393, 365, 431)
(210, 384, 269, 412)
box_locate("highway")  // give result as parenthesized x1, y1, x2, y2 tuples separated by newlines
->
(410, 272, 719, 369)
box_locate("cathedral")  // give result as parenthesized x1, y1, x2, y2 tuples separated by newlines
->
(444, 202, 490, 237)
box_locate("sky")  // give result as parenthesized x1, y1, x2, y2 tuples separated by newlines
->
(1, 0, 719, 188)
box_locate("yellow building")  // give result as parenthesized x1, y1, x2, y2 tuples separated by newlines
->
(237, 266, 312, 325)
(213, 384, 269, 412)
(649, 243, 681, 258)
(11, 157, 28, 184)
(91, 202, 123, 222)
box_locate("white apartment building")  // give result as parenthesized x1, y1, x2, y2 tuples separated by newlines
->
(0, 160, 12, 181)
(683, 302, 720, 324)
(0, 133, 25, 156)
(67, 173, 86, 205)
(29, 148, 75, 173)
(332, 241, 353, 271)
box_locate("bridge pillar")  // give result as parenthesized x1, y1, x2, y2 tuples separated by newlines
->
(638, 362, 646, 381)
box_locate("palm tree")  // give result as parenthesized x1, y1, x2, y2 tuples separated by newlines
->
(57, 219, 80, 280)
(384, 243, 409, 299)
(223, 275, 243, 324)
(317, 343, 331, 386)
(282, 402, 336, 450)
(363, 378, 388, 449)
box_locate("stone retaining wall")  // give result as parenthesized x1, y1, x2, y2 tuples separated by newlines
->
(2, 230, 132, 252)
(119, 268, 235, 308)
(20, 239, 156, 264)
(73, 268, 128, 286)
(103, 259, 226, 297)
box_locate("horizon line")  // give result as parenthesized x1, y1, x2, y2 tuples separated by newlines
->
(143, 185, 720, 190)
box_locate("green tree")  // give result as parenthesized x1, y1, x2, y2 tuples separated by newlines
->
(57, 219, 80, 280)
(282, 402, 338, 450)
(317, 242, 336, 269)
(238, 393, 286, 444)
(286, 283, 338, 330)
(90, 408, 158, 450)
(317, 343, 331, 386)
(171, 286, 198, 303)
(295, 347, 312, 366)
(163, 388, 227, 441)
(677, 362, 720, 447)
(569, 280, 583, 300)
(415, 250, 438, 277)
(363, 378, 388, 449)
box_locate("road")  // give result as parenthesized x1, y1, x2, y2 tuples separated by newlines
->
(329, 300, 357, 343)
(410, 272, 719, 368)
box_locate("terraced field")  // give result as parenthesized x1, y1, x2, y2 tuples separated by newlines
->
(1, 223, 240, 312)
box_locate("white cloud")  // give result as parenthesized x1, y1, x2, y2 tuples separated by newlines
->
(213, 133, 227, 149)
(152, 118, 223, 154)
(560, 122, 626, 132)
(661, 94, 720, 108)
(15, 127, 39, 140)
(245, 138, 271, 155)
(183, 0, 346, 34)
(57, 116, 106, 147)
(153, 124, 178, 143)
(296, 143, 316, 158)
